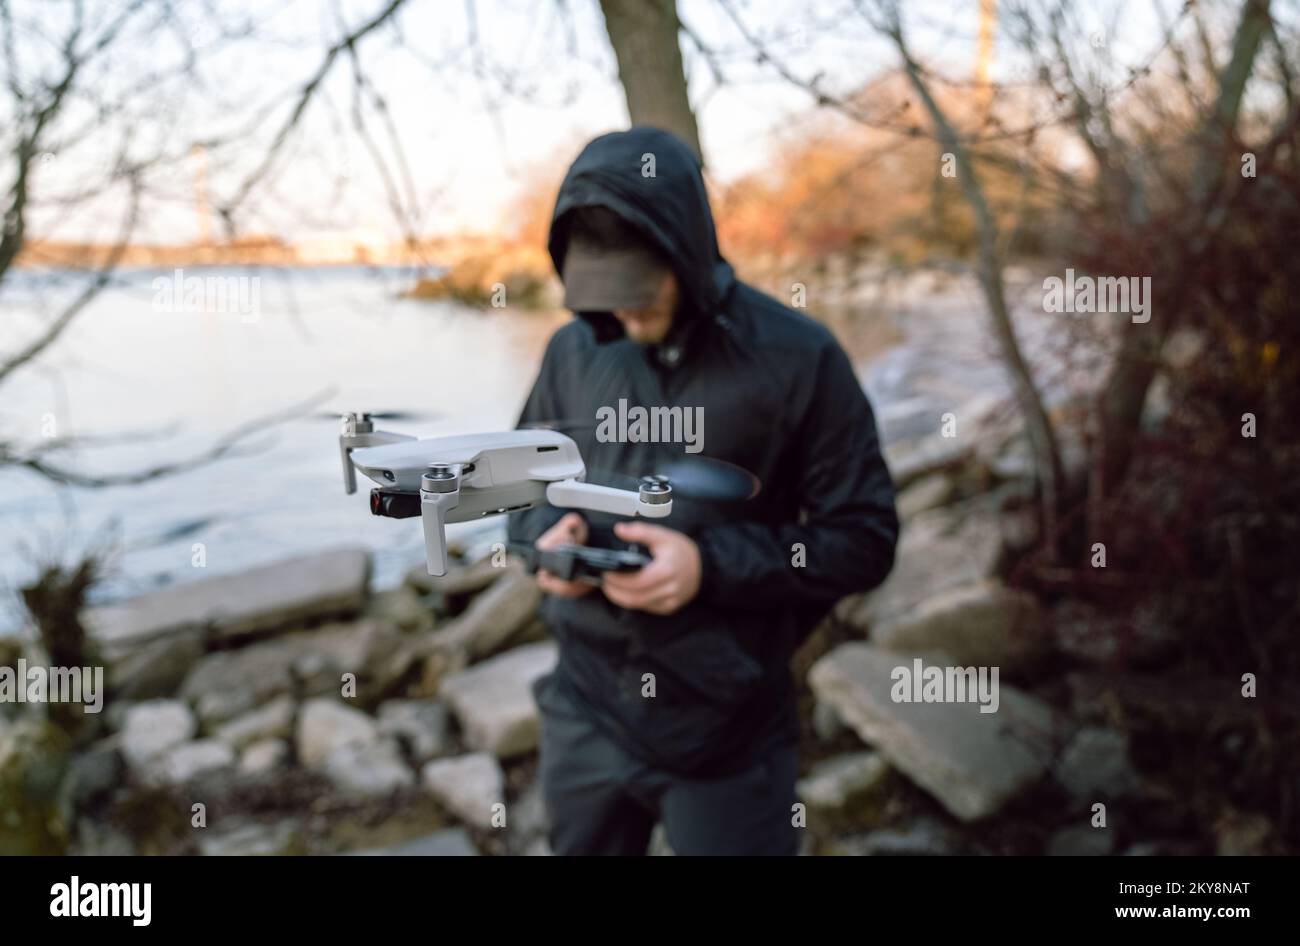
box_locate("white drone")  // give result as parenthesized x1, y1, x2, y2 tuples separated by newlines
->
(338, 412, 672, 575)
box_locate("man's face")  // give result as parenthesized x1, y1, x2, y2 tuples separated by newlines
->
(613, 270, 678, 345)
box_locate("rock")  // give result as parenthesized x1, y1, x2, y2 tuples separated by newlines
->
(836, 817, 962, 855)
(366, 586, 434, 633)
(1214, 810, 1275, 856)
(1052, 598, 1179, 667)
(797, 751, 890, 811)
(812, 699, 847, 743)
(421, 753, 505, 830)
(405, 553, 504, 600)
(72, 819, 135, 856)
(323, 739, 415, 796)
(199, 819, 300, 856)
(296, 698, 378, 767)
(835, 504, 1002, 633)
(1048, 825, 1115, 856)
(808, 644, 1056, 821)
(1122, 839, 1203, 856)
(377, 700, 452, 763)
(239, 738, 290, 777)
(1054, 727, 1144, 802)
(869, 579, 1047, 670)
(180, 618, 408, 727)
(120, 700, 196, 772)
(85, 548, 371, 657)
(146, 739, 235, 786)
(63, 738, 123, 808)
(102, 626, 205, 701)
(214, 696, 295, 750)
(884, 436, 972, 491)
(439, 642, 557, 758)
(413, 565, 542, 688)
(0, 718, 72, 855)
(896, 472, 956, 520)
(508, 777, 549, 852)
(648, 823, 675, 856)
(352, 827, 478, 856)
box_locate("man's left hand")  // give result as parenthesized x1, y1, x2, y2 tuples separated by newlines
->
(601, 521, 702, 615)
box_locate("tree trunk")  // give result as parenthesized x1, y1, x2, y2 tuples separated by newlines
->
(598, 0, 702, 161)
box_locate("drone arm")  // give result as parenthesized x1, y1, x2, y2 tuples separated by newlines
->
(420, 488, 459, 576)
(340, 441, 358, 494)
(546, 478, 671, 519)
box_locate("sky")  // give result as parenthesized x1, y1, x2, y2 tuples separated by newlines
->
(16, 0, 1182, 246)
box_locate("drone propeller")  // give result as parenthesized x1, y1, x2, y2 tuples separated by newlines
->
(315, 409, 436, 422)
(523, 418, 760, 503)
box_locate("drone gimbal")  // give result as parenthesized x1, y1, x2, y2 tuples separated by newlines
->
(338, 412, 672, 575)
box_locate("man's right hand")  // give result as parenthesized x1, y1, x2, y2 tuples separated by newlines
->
(534, 512, 593, 598)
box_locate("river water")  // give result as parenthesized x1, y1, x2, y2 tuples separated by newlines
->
(0, 264, 1036, 633)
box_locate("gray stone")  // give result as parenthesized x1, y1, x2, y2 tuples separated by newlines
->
(797, 751, 890, 811)
(214, 695, 295, 750)
(199, 819, 300, 856)
(835, 504, 1002, 633)
(421, 753, 505, 829)
(838, 817, 961, 855)
(439, 642, 557, 758)
(180, 618, 408, 727)
(870, 579, 1047, 670)
(85, 548, 371, 656)
(405, 553, 503, 598)
(63, 738, 123, 808)
(323, 738, 415, 796)
(146, 738, 235, 786)
(508, 777, 549, 851)
(896, 472, 956, 520)
(120, 700, 196, 772)
(352, 827, 479, 856)
(377, 700, 452, 763)
(414, 565, 542, 686)
(72, 819, 135, 856)
(1051, 599, 1179, 666)
(102, 626, 205, 701)
(648, 823, 675, 856)
(884, 436, 972, 491)
(239, 738, 290, 776)
(812, 699, 847, 743)
(809, 643, 1056, 821)
(1048, 825, 1115, 856)
(367, 586, 434, 633)
(296, 698, 378, 767)
(1054, 727, 1144, 801)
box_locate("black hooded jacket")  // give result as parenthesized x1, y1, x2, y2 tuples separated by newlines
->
(507, 127, 899, 777)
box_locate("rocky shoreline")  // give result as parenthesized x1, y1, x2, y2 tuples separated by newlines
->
(0, 397, 1268, 856)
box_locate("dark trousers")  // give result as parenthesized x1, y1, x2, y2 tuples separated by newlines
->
(534, 672, 800, 856)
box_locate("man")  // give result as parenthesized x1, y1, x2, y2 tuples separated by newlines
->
(507, 126, 898, 856)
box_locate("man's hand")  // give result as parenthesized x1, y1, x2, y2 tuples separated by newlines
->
(601, 521, 702, 616)
(534, 512, 593, 598)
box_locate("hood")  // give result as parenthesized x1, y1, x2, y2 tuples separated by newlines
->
(548, 126, 736, 346)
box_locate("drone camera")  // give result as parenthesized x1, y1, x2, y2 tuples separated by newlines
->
(369, 488, 421, 519)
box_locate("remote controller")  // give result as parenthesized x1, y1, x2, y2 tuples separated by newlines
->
(509, 541, 651, 583)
